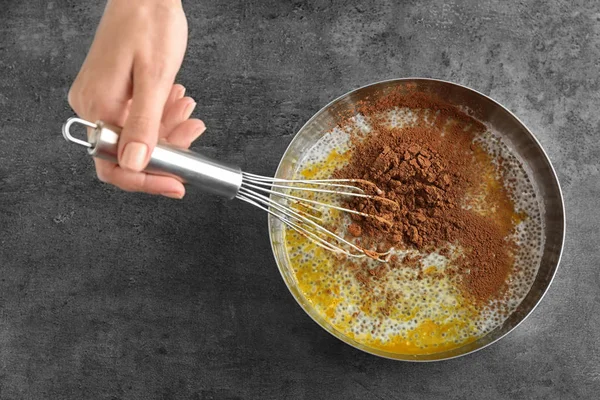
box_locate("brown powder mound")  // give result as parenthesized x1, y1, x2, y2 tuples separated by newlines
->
(333, 89, 516, 303)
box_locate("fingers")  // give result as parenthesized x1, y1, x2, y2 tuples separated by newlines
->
(94, 158, 186, 199)
(91, 82, 204, 200)
(115, 84, 185, 136)
(92, 113, 204, 200)
(161, 96, 197, 137)
(166, 118, 206, 148)
(118, 63, 174, 172)
(164, 84, 186, 111)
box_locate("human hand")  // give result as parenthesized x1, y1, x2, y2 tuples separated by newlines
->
(68, 0, 205, 199)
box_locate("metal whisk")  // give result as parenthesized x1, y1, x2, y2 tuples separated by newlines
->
(62, 118, 391, 261)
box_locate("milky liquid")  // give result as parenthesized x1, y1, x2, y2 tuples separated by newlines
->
(283, 107, 545, 355)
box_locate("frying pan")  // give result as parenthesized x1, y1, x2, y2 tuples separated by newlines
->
(268, 78, 565, 361)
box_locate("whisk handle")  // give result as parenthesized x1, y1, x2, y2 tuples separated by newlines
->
(62, 118, 242, 199)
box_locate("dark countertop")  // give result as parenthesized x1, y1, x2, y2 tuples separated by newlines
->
(1, 1, 598, 399)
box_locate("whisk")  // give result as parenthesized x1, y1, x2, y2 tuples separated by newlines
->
(62, 118, 391, 261)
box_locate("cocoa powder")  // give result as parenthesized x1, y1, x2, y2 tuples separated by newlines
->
(334, 88, 516, 303)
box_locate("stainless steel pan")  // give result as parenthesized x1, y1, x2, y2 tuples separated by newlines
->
(268, 78, 565, 361)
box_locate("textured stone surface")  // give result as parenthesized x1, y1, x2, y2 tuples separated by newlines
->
(0, 0, 598, 399)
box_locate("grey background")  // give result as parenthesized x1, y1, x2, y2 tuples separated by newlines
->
(0, 0, 598, 399)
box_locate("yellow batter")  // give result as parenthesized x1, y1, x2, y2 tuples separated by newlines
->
(281, 109, 543, 356)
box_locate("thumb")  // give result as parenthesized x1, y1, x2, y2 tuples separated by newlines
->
(118, 66, 172, 172)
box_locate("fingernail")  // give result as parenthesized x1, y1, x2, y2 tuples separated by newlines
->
(195, 125, 207, 136)
(179, 86, 186, 98)
(162, 191, 184, 199)
(183, 102, 197, 119)
(121, 142, 148, 171)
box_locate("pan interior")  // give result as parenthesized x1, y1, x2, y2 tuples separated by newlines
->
(268, 79, 564, 361)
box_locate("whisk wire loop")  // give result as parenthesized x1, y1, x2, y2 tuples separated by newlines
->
(237, 173, 390, 262)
